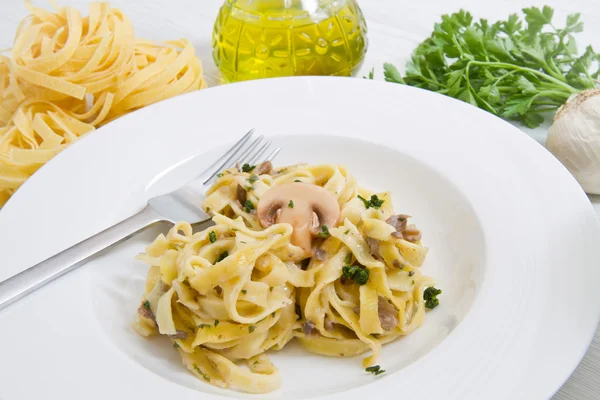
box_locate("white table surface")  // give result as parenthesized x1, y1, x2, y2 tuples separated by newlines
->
(2, 0, 600, 398)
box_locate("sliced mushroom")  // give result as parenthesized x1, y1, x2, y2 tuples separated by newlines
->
(257, 183, 340, 255)
(324, 317, 335, 332)
(137, 303, 157, 326)
(303, 320, 316, 336)
(386, 214, 410, 232)
(403, 224, 422, 243)
(255, 161, 273, 175)
(378, 296, 399, 331)
(237, 184, 247, 205)
(366, 237, 381, 260)
(313, 248, 326, 261)
(168, 330, 188, 340)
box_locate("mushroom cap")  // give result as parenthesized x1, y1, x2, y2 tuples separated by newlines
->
(257, 182, 340, 254)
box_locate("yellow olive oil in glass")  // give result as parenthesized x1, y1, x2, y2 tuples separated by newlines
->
(212, 0, 368, 82)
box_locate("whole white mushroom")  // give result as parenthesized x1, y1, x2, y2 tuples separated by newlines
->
(547, 89, 600, 195)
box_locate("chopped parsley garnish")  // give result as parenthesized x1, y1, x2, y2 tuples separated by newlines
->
(317, 225, 330, 238)
(365, 365, 386, 375)
(271, 312, 276, 317)
(244, 200, 254, 213)
(248, 174, 258, 184)
(248, 326, 255, 333)
(411, 280, 415, 285)
(216, 172, 224, 178)
(241, 163, 255, 173)
(241, 289, 247, 295)
(216, 251, 228, 263)
(143, 300, 150, 310)
(288, 200, 294, 208)
(294, 179, 302, 182)
(424, 286, 442, 309)
(193, 364, 210, 382)
(408, 271, 415, 277)
(214, 320, 219, 327)
(173, 342, 179, 348)
(344, 229, 350, 235)
(357, 194, 385, 209)
(344, 253, 353, 264)
(342, 265, 369, 285)
(198, 324, 212, 329)
(209, 231, 217, 243)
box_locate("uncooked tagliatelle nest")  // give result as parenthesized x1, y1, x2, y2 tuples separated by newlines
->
(0, 0, 207, 206)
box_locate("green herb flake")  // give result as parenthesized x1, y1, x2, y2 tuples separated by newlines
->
(358, 194, 385, 209)
(241, 289, 247, 295)
(193, 364, 211, 382)
(214, 320, 220, 327)
(342, 265, 370, 285)
(248, 326, 256, 333)
(244, 200, 255, 213)
(248, 174, 259, 184)
(241, 163, 255, 173)
(344, 253, 353, 264)
(344, 229, 350, 235)
(317, 225, 330, 238)
(288, 200, 294, 208)
(411, 279, 415, 285)
(198, 324, 212, 329)
(143, 300, 150, 310)
(365, 365, 386, 375)
(271, 312, 276, 317)
(209, 231, 217, 243)
(408, 271, 415, 277)
(424, 286, 442, 309)
(294, 179, 302, 182)
(173, 342, 180, 348)
(216, 173, 224, 178)
(216, 251, 229, 263)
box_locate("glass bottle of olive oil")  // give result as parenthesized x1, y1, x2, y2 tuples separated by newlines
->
(212, 0, 368, 82)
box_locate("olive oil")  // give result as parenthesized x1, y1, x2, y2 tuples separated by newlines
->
(212, 0, 368, 82)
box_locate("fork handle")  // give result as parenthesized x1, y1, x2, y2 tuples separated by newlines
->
(0, 205, 163, 312)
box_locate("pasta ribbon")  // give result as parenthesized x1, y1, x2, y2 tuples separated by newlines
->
(134, 164, 437, 393)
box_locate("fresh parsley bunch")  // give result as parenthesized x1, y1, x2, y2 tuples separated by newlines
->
(384, 6, 600, 128)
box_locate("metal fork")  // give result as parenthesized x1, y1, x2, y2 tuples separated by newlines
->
(0, 129, 279, 311)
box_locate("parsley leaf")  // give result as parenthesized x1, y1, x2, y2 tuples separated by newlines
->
(342, 265, 369, 285)
(423, 286, 442, 309)
(241, 163, 255, 173)
(244, 200, 254, 213)
(143, 300, 150, 310)
(248, 326, 255, 333)
(216, 251, 228, 263)
(193, 364, 210, 382)
(383, 7, 598, 128)
(357, 194, 385, 209)
(209, 231, 217, 243)
(365, 365, 386, 375)
(317, 225, 330, 238)
(288, 200, 294, 208)
(214, 320, 220, 327)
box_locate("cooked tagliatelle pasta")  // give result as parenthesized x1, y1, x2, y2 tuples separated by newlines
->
(133, 162, 440, 393)
(0, 1, 206, 206)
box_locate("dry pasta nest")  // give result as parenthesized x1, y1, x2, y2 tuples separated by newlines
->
(0, 0, 207, 206)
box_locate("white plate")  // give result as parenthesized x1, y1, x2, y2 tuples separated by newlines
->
(1, 77, 599, 400)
